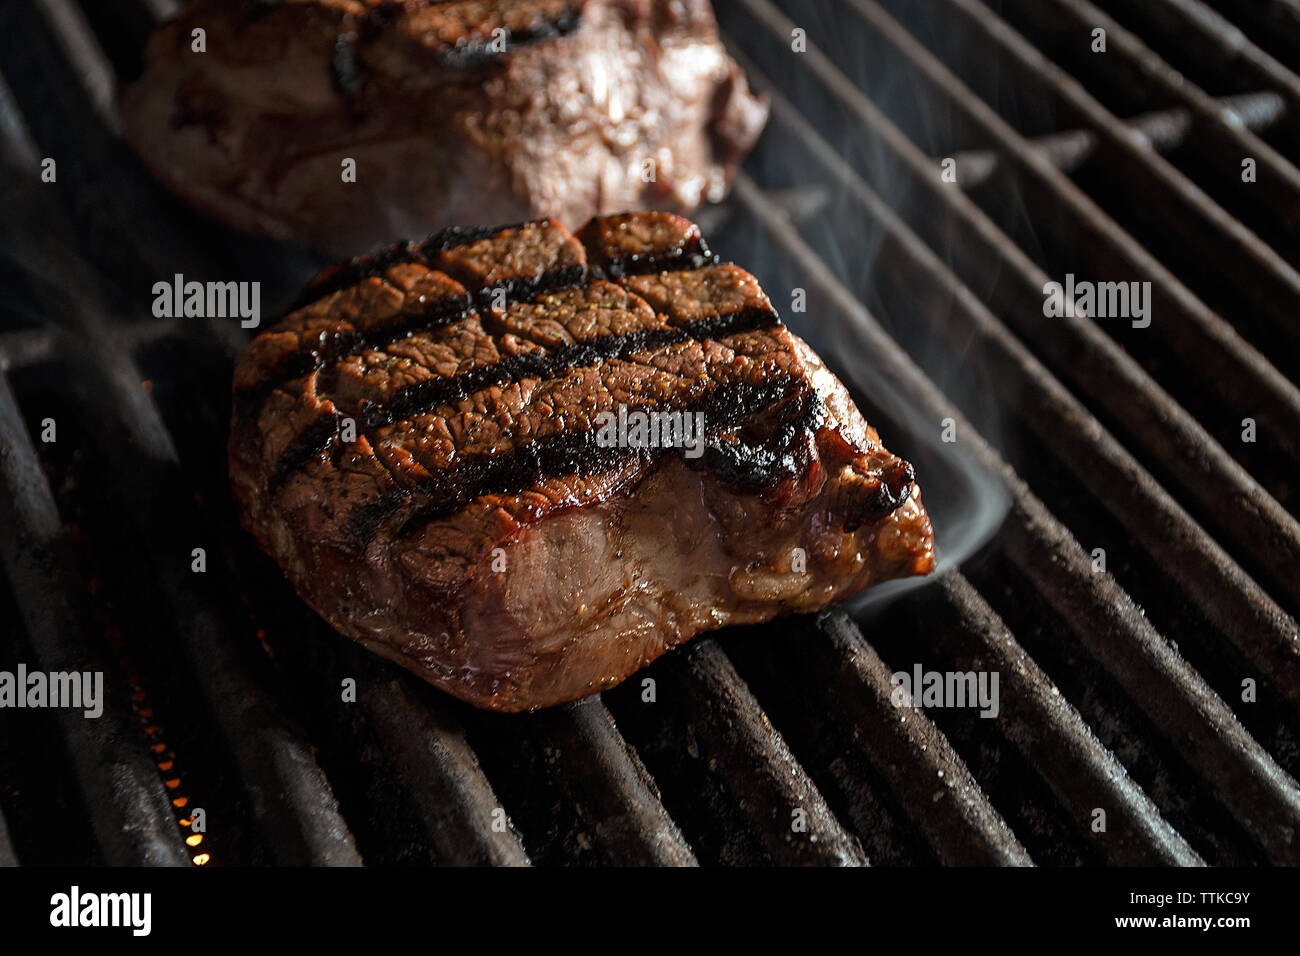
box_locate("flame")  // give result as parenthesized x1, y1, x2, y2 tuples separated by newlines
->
(186, 834, 204, 847)
(192, 854, 210, 866)
(172, 797, 188, 808)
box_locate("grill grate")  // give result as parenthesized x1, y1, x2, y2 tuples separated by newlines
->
(0, 0, 1298, 866)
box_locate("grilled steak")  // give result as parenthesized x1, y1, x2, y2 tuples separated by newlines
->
(121, 0, 768, 254)
(229, 212, 934, 710)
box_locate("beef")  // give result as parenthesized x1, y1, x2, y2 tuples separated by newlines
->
(121, 0, 769, 255)
(229, 212, 935, 711)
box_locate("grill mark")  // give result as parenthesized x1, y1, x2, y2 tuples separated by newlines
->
(331, 27, 364, 98)
(589, 240, 720, 280)
(266, 303, 779, 492)
(355, 305, 780, 432)
(258, 288, 914, 548)
(466, 263, 588, 306)
(238, 257, 587, 424)
(270, 411, 341, 491)
(849, 459, 916, 530)
(256, 218, 822, 526)
(363, 376, 822, 543)
(433, 5, 584, 69)
(232, 291, 474, 424)
(293, 222, 534, 307)
(696, 385, 826, 493)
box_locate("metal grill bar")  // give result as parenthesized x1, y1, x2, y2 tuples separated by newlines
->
(607, 642, 869, 865)
(941, 0, 1300, 343)
(1192, 0, 1300, 66)
(0, 329, 57, 374)
(16, 311, 362, 866)
(727, 61, 1300, 722)
(842, 0, 1300, 603)
(465, 696, 698, 866)
(1007, 0, 1300, 252)
(346, 658, 532, 866)
(733, 0, 1300, 618)
(0, 374, 190, 866)
(1133, 0, 1300, 109)
(0, 1, 206, 288)
(0, 147, 361, 863)
(882, 575, 1204, 865)
(0, 809, 16, 867)
(731, 610, 1036, 865)
(733, 174, 1300, 863)
(952, 90, 1286, 189)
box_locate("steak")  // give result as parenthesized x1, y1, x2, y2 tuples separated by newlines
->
(121, 0, 769, 255)
(229, 212, 934, 711)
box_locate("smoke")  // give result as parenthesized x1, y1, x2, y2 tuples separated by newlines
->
(712, 0, 1016, 612)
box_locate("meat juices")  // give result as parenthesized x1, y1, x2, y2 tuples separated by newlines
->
(121, 0, 769, 254)
(229, 213, 935, 710)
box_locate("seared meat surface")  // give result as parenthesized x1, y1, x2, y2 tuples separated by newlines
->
(229, 212, 934, 710)
(122, 0, 768, 254)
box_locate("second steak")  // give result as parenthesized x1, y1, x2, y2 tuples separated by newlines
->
(121, 0, 768, 254)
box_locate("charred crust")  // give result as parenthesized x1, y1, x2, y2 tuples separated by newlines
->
(243, 214, 910, 553)
(481, 263, 588, 304)
(425, 222, 515, 253)
(330, 27, 365, 98)
(590, 245, 719, 280)
(270, 411, 341, 491)
(576, 213, 720, 278)
(433, 5, 584, 70)
(377, 375, 813, 544)
(691, 384, 826, 493)
(232, 291, 474, 425)
(294, 219, 561, 307)
(844, 458, 916, 532)
(356, 305, 781, 432)
(293, 240, 435, 309)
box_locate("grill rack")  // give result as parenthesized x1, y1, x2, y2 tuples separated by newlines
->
(0, 0, 1297, 866)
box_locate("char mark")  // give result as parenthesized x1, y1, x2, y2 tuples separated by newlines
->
(434, 6, 583, 69)
(358, 305, 781, 432)
(692, 384, 827, 493)
(243, 225, 589, 425)
(267, 303, 800, 515)
(233, 290, 474, 425)
(592, 240, 719, 280)
(365, 376, 820, 544)
(292, 220, 575, 308)
(476, 264, 587, 306)
(331, 28, 364, 98)
(845, 459, 915, 531)
(270, 411, 341, 491)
